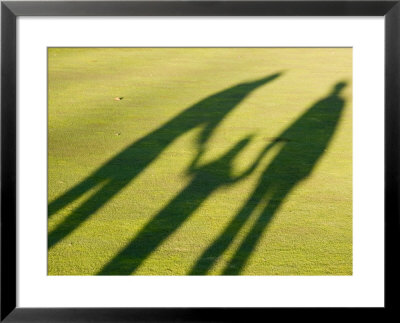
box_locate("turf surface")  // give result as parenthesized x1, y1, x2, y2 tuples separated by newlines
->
(48, 48, 352, 275)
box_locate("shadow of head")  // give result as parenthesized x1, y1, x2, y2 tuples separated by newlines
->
(238, 72, 284, 91)
(190, 134, 254, 175)
(221, 135, 254, 162)
(195, 72, 284, 151)
(331, 81, 347, 95)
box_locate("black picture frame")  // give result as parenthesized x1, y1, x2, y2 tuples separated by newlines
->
(1, 0, 399, 321)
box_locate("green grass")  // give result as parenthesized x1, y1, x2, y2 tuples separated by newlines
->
(48, 48, 352, 275)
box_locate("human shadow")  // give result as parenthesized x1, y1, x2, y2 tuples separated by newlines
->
(98, 135, 271, 275)
(189, 81, 348, 275)
(48, 73, 282, 249)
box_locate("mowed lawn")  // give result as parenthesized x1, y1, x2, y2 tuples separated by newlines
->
(48, 48, 352, 275)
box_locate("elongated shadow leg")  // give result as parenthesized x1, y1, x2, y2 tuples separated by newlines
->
(189, 187, 268, 275)
(48, 179, 129, 249)
(98, 182, 214, 275)
(48, 176, 103, 218)
(222, 188, 288, 275)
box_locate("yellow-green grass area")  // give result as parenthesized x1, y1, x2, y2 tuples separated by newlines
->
(48, 48, 352, 275)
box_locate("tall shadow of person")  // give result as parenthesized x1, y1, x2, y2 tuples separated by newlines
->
(48, 73, 282, 249)
(98, 134, 272, 275)
(190, 81, 348, 275)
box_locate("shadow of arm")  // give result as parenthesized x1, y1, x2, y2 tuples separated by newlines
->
(232, 140, 279, 182)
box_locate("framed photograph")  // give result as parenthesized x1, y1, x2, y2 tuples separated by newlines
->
(1, 0, 399, 321)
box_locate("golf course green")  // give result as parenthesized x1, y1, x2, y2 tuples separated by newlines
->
(48, 48, 352, 275)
